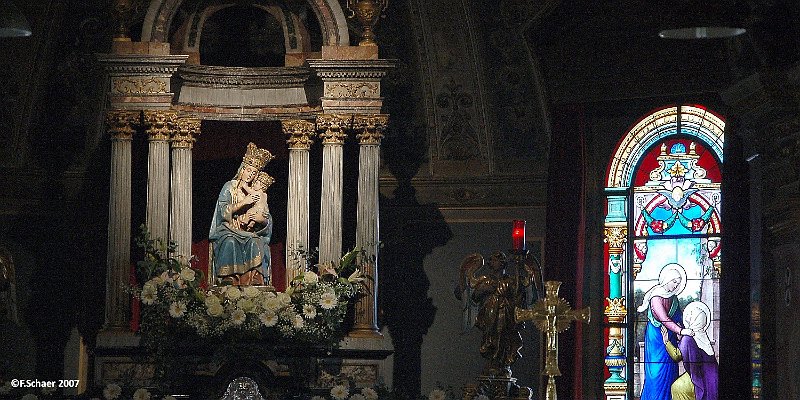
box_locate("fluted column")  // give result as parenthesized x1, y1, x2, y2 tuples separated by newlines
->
(317, 114, 351, 265)
(169, 117, 200, 263)
(104, 110, 138, 330)
(143, 110, 176, 245)
(283, 120, 316, 285)
(350, 114, 387, 337)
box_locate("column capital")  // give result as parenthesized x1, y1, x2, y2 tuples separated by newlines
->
(283, 119, 316, 150)
(172, 117, 200, 148)
(317, 113, 352, 144)
(143, 109, 177, 141)
(353, 114, 388, 145)
(603, 225, 627, 250)
(105, 110, 139, 141)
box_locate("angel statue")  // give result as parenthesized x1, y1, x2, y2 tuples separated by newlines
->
(457, 251, 543, 378)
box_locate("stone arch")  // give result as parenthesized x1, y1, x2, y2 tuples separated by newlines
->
(141, 0, 349, 46)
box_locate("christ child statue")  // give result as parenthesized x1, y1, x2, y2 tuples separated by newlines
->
(237, 171, 273, 232)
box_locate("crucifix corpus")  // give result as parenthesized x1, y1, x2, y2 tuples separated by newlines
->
(515, 280, 590, 400)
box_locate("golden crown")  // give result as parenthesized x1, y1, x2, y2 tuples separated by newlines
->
(253, 171, 275, 190)
(242, 142, 274, 170)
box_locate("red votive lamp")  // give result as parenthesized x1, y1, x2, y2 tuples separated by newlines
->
(512, 220, 526, 252)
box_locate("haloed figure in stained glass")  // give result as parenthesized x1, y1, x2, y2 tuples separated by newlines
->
(637, 264, 694, 400)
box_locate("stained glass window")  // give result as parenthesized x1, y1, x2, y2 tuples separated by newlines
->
(603, 105, 724, 400)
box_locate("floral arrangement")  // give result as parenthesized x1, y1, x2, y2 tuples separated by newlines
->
(134, 231, 369, 350)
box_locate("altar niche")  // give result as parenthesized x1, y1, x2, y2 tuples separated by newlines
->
(192, 120, 293, 290)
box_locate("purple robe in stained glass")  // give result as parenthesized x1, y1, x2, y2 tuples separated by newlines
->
(678, 336, 719, 400)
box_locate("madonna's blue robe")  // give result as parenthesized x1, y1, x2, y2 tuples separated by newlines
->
(209, 180, 272, 282)
(641, 295, 683, 400)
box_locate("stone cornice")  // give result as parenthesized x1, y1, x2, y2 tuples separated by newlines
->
(178, 65, 312, 88)
(307, 59, 396, 81)
(95, 54, 189, 75)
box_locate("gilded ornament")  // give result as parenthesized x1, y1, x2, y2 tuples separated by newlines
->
(604, 297, 626, 320)
(317, 114, 351, 144)
(346, 0, 388, 46)
(143, 109, 176, 141)
(283, 119, 316, 149)
(105, 110, 139, 140)
(353, 114, 388, 145)
(603, 226, 627, 249)
(172, 117, 200, 148)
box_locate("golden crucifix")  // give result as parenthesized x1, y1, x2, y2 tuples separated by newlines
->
(515, 281, 590, 400)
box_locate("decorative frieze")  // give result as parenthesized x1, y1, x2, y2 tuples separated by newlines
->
(178, 65, 311, 88)
(325, 82, 379, 99)
(113, 77, 168, 95)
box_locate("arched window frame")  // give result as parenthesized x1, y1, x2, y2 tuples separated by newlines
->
(602, 105, 725, 400)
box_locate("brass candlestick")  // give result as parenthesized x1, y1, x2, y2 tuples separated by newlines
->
(515, 281, 590, 400)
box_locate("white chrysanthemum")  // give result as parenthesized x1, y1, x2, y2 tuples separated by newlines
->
(259, 311, 278, 327)
(237, 298, 255, 313)
(103, 383, 122, 399)
(141, 288, 157, 305)
(330, 385, 349, 400)
(133, 388, 151, 400)
(428, 389, 446, 400)
(292, 314, 305, 329)
(474, 395, 490, 400)
(262, 296, 281, 312)
(302, 304, 317, 319)
(276, 292, 291, 305)
(349, 394, 366, 400)
(303, 271, 319, 284)
(21, 394, 38, 400)
(169, 301, 187, 318)
(231, 309, 246, 325)
(243, 285, 261, 298)
(148, 275, 164, 286)
(179, 267, 196, 282)
(319, 292, 338, 310)
(226, 287, 242, 300)
(361, 387, 378, 400)
(206, 302, 224, 317)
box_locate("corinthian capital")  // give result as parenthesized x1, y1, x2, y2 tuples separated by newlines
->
(317, 114, 352, 144)
(603, 226, 627, 250)
(172, 117, 201, 148)
(143, 109, 177, 141)
(105, 110, 139, 141)
(353, 114, 388, 145)
(283, 119, 316, 150)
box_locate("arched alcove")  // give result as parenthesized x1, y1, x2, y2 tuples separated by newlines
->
(199, 5, 286, 67)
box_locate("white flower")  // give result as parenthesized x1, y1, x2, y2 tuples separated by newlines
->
(348, 268, 365, 284)
(231, 309, 246, 325)
(206, 302, 224, 317)
(204, 294, 221, 307)
(0, 381, 11, 395)
(474, 395, 490, 400)
(169, 301, 187, 318)
(303, 271, 319, 284)
(276, 292, 291, 305)
(148, 275, 164, 286)
(361, 387, 378, 400)
(180, 268, 196, 282)
(330, 385, 349, 400)
(133, 388, 151, 400)
(159, 271, 173, 284)
(243, 285, 261, 298)
(259, 311, 278, 327)
(226, 287, 242, 300)
(292, 314, 305, 329)
(350, 394, 366, 400)
(237, 298, 255, 313)
(302, 304, 317, 319)
(21, 394, 38, 400)
(319, 292, 338, 310)
(262, 296, 281, 312)
(428, 389, 446, 400)
(103, 383, 122, 399)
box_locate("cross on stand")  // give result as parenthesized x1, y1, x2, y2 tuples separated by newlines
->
(515, 281, 590, 400)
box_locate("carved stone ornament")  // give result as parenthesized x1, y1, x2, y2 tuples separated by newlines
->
(112, 77, 168, 95)
(603, 226, 627, 249)
(105, 110, 139, 140)
(317, 114, 352, 144)
(326, 82, 379, 99)
(353, 114, 388, 145)
(283, 119, 316, 149)
(178, 65, 311, 89)
(172, 117, 200, 148)
(143, 109, 177, 141)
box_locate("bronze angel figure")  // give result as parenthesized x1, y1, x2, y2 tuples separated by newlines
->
(457, 251, 543, 378)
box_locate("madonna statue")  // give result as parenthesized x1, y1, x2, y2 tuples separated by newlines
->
(209, 143, 275, 286)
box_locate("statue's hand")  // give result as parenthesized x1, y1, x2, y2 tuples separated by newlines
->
(244, 193, 260, 205)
